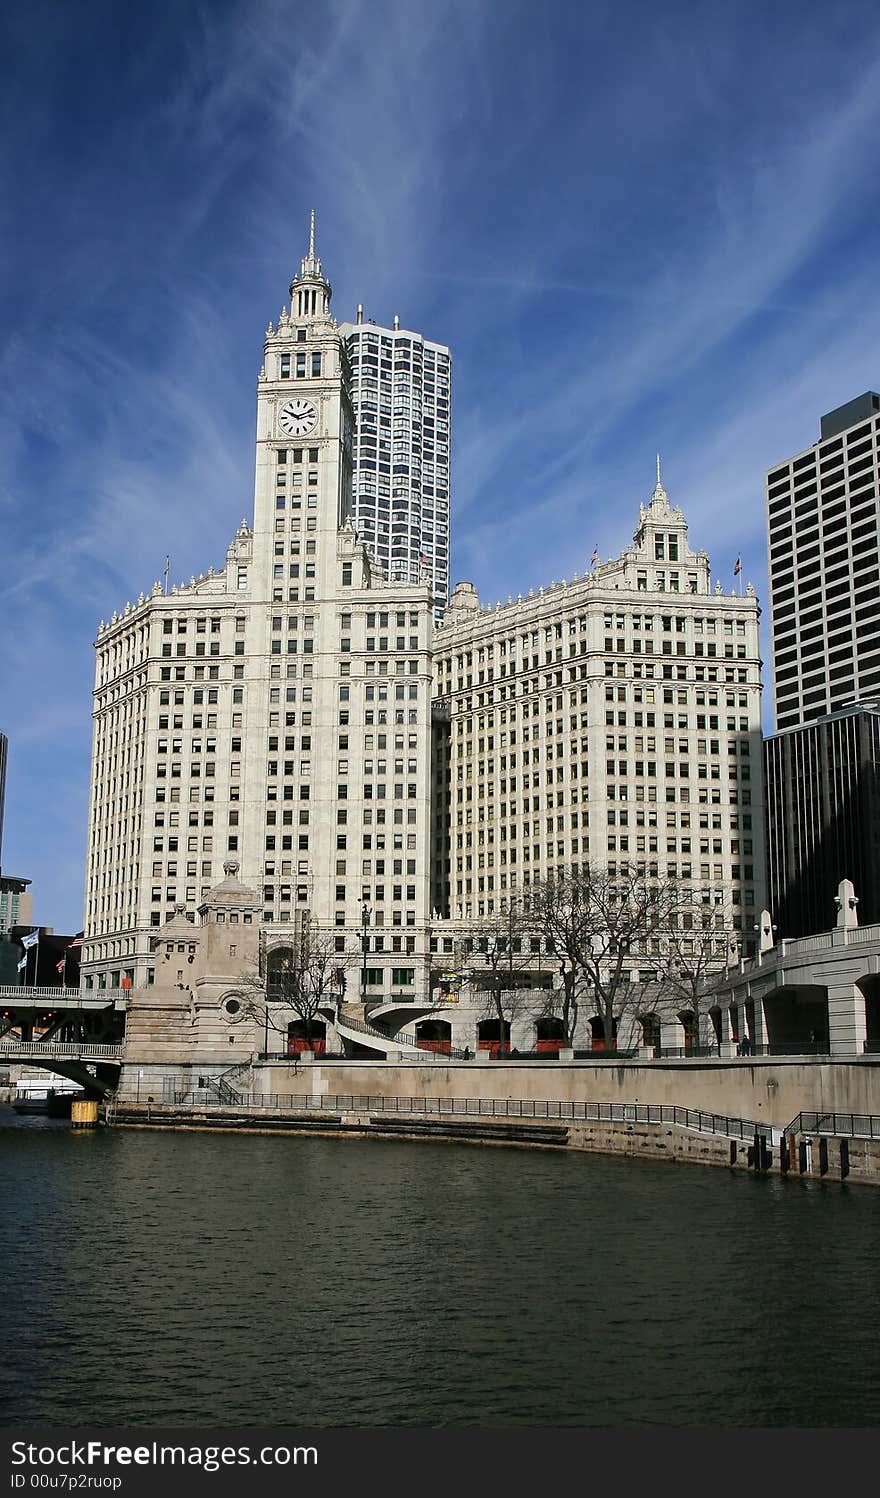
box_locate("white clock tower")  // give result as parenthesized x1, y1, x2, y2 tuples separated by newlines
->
(252, 210, 354, 574)
(246, 215, 435, 977)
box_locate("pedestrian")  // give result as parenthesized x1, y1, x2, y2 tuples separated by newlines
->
(741, 1034, 752, 1057)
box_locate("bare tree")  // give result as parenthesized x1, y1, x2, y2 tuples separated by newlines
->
(531, 863, 682, 1050)
(239, 921, 345, 1052)
(461, 896, 544, 1054)
(528, 872, 594, 1047)
(659, 893, 737, 1052)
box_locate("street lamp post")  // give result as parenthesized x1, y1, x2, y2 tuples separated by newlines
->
(361, 902, 371, 1008)
(259, 931, 270, 1058)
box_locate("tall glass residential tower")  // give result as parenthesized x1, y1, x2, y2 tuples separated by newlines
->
(340, 310, 451, 622)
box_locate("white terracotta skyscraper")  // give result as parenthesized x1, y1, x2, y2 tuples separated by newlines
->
(83, 221, 435, 995)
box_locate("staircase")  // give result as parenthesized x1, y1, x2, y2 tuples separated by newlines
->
(201, 1062, 251, 1105)
(331, 1002, 469, 1060)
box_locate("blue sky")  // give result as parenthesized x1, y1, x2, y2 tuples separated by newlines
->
(2, 0, 880, 932)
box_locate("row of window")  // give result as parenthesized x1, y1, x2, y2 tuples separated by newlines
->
(278, 352, 323, 378)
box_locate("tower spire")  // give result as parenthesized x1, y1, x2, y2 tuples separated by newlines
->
(651, 452, 668, 507)
(289, 209, 332, 319)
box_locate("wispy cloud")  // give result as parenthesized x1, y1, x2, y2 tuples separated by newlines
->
(1, 0, 880, 926)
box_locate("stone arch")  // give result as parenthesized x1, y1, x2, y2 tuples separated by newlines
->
(678, 1009, 697, 1053)
(535, 1016, 565, 1054)
(416, 1019, 452, 1055)
(266, 945, 297, 996)
(477, 1018, 510, 1057)
(588, 1015, 617, 1052)
(761, 983, 828, 1052)
(287, 1019, 326, 1056)
(857, 974, 880, 1052)
(727, 1003, 740, 1044)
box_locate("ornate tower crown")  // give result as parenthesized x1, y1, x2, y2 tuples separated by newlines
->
(649, 452, 671, 512)
(289, 209, 332, 321)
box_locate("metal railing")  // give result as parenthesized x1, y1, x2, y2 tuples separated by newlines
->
(199, 1061, 250, 1107)
(0, 1040, 123, 1059)
(122, 1090, 771, 1140)
(0, 986, 128, 1002)
(786, 1111, 880, 1140)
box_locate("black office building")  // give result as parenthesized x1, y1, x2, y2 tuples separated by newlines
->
(767, 391, 880, 733)
(765, 705, 880, 937)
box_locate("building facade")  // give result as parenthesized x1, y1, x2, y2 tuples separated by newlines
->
(767, 391, 880, 732)
(0, 875, 32, 934)
(431, 474, 766, 953)
(83, 225, 436, 1001)
(82, 230, 768, 1066)
(765, 705, 880, 938)
(340, 310, 451, 622)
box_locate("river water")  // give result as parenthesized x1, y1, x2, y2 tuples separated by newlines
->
(2, 1107, 879, 1428)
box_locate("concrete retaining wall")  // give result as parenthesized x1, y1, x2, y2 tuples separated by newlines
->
(253, 1056, 880, 1130)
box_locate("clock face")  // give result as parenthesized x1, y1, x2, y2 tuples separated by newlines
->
(278, 398, 318, 437)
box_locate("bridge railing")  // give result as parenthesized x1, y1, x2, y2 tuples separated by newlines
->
(0, 986, 128, 1004)
(0, 1040, 123, 1059)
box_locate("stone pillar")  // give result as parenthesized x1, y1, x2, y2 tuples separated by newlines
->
(827, 982, 866, 1058)
(749, 997, 767, 1050)
(835, 879, 859, 930)
(659, 1017, 680, 1053)
(718, 1004, 738, 1059)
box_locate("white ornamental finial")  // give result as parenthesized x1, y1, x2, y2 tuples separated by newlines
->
(656, 452, 661, 486)
(309, 208, 316, 258)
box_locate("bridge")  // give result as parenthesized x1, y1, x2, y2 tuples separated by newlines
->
(0, 986, 127, 1096)
(0, 984, 127, 1011)
(715, 883, 880, 1057)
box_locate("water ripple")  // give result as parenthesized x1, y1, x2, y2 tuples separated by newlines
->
(2, 1109, 880, 1426)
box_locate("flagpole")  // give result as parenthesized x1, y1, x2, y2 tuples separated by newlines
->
(25, 927, 39, 989)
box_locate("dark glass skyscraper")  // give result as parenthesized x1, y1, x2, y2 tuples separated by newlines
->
(767, 392, 880, 732)
(764, 706, 880, 937)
